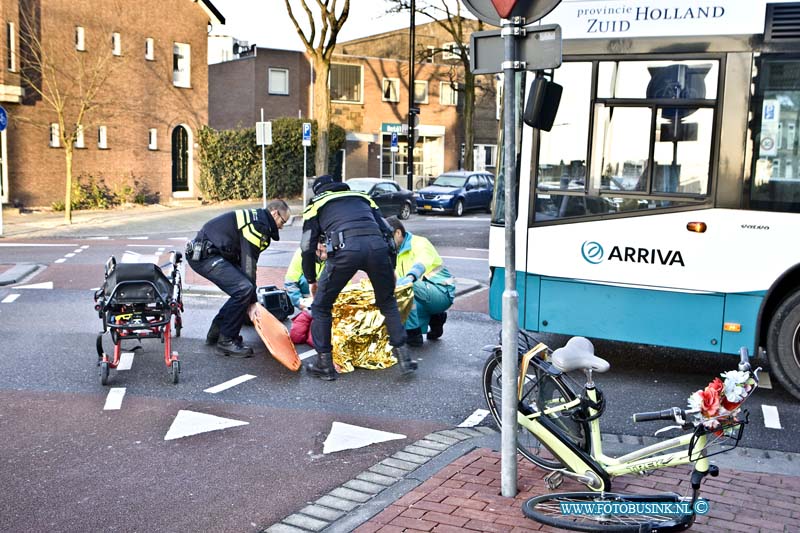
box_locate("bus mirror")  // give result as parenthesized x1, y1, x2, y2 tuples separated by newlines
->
(523, 76, 562, 131)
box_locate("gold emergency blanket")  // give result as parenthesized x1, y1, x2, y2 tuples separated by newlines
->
(331, 280, 414, 372)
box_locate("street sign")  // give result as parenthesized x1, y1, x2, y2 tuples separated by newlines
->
(471, 24, 562, 74)
(462, 0, 561, 26)
(302, 122, 312, 147)
(256, 121, 272, 145)
(0, 106, 7, 132)
(390, 131, 399, 153)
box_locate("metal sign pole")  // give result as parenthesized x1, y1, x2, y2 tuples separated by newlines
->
(261, 108, 267, 209)
(303, 145, 308, 208)
(500, 15, 522, 499)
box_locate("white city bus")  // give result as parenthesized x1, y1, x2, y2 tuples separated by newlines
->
(488, 0, 800, 399)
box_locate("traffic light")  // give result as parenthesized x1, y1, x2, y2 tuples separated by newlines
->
(408, 107, 420, 146)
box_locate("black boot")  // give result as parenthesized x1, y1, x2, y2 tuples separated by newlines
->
(205, 315, 222, 345)
(427, 313, 447, 340)
(306, 352, 337, 381)
(394, 345, 417, 375)
(215, 335, 254, 358)
(406, 327, 424, 347)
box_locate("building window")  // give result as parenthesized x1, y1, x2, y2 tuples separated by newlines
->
(442, 42, 459, 60)
(440, 81, 458, 106)
(172, 42, 191, 88)
(112, 32, 121, 56)
(75, 26, 85, 51)
(414, 81, 428, 104)
(382, 78, 400, 102)
(425, 46, 435, 63)
(74, 125, 85, 148)
(330, 63, 362, 103)
(148, 128, 158, 150)
(7, 22, 16, 72)
(98, 126, 107, 149)
(268, 68, 289, 95)
(145, 38, 154, 61)
(50, 124, 60, 147)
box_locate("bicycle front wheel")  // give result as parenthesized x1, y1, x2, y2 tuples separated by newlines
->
(481, 352, 588, 469)
(522, 492, 695, 532)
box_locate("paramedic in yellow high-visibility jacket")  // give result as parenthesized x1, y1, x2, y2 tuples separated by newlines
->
(386, 216, 455, 347)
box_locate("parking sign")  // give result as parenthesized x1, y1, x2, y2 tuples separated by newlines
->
(0, 106, 7, 132)
(302, 122, 311, 146)
(390, 131, 398, 153)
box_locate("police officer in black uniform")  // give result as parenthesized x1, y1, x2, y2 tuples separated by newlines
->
(188, 200, 291, 357)
(301, 175, 416, 380)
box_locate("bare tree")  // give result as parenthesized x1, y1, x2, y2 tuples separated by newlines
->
(285, 0, 350, 177)
(17, 1, 118, 222)
(387, 0, 482, 170)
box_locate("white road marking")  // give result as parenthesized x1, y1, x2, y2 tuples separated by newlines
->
(128, 236, 149, 240)
(440, 255, 488, 262)
(13, 282, 53, 289)
(204, 374, 257, 394)
(164, 410, 249, 441)
(466, 248, 489, 252)
(80, 245, 90, 249)
(299, 349, 317, 360)
(103, 388, 126, 410)
(323, 422, 406, 454)
(127, 244, 171, 248)
(458, 409, 490, 428)
(117, 352, 134, 371)
(1, 294, 20, 303)
(168, 237, 191, 241)
(762, 405, 782, 429)
(0, 243, 79, 247)
(90, 287, 101, 291)
(65, 253, 75, 258)
(54, 258, 66, 263)
(73, 249, 83, 253)
(758, 372, 772, 389)
(85, 236, 109, 240)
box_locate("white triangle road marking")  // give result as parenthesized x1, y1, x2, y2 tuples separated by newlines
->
(164, 410, 249, 441)
(13, 282, 53, 290)
(204, 374, 256, 394)
(103, 388, 126, 410)
(323, 421, 406, 454)
(2, 294, 20, 303)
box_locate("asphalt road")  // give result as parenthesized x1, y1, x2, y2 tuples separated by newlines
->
(0, 209, 798, 532)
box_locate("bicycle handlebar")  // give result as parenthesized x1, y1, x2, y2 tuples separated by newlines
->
(632, 407, 683, 423)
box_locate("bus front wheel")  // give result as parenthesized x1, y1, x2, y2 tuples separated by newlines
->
(767, 289, 800, 401)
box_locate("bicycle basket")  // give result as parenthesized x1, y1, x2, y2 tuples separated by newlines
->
(688, 410, 748, 459)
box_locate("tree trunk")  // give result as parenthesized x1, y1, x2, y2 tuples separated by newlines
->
(463, 70, 475, 171)
(313, 59, 331, 177)
(64, 147, 73, 224)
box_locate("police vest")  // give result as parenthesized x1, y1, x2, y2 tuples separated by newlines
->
(235, 208, 270, 250)
(302, 190, 378, 220)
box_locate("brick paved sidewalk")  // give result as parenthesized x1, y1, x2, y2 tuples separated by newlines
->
(356, 448, 800, 533)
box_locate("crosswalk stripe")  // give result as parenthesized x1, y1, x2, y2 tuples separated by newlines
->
(103, 388, 126, 410)
(117, 352, 134, 371)
(204, 374, 257, 394)
(762, 405, 782, 429)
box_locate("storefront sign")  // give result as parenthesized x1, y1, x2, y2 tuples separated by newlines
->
(381, 123, 404, 134)
(540, 0, 772, 39)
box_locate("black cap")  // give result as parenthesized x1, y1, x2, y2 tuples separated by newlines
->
(312, 175, 334, 195)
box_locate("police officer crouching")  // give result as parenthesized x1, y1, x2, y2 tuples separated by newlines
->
(187, 201, 290, 357)
(301, 175, 416, 380)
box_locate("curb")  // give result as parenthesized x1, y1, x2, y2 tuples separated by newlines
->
(260, 427, 800, 532)
(0, 263, 40, 286)
(261, 427, 496, 533)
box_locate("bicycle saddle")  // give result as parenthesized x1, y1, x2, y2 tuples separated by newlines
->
(551, 337, 610, 373)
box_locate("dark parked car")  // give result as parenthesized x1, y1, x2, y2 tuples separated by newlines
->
(346, 178, 415, 220)
(415, 170, 494, 216)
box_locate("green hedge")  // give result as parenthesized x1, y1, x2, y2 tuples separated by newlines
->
(198, 118, 345, 201)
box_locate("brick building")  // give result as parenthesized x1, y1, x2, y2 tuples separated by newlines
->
(207, 18, 499, 188)
(0, 0, 222, 208)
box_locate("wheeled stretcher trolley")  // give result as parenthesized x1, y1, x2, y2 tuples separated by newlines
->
(93, 252, 184, 385)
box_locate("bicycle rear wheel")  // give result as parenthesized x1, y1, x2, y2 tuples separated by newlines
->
(522, 492, 695, 532)
(481, 352, 588, 469)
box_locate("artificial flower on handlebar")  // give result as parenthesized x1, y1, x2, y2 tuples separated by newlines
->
(687, 370, 757, 432)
